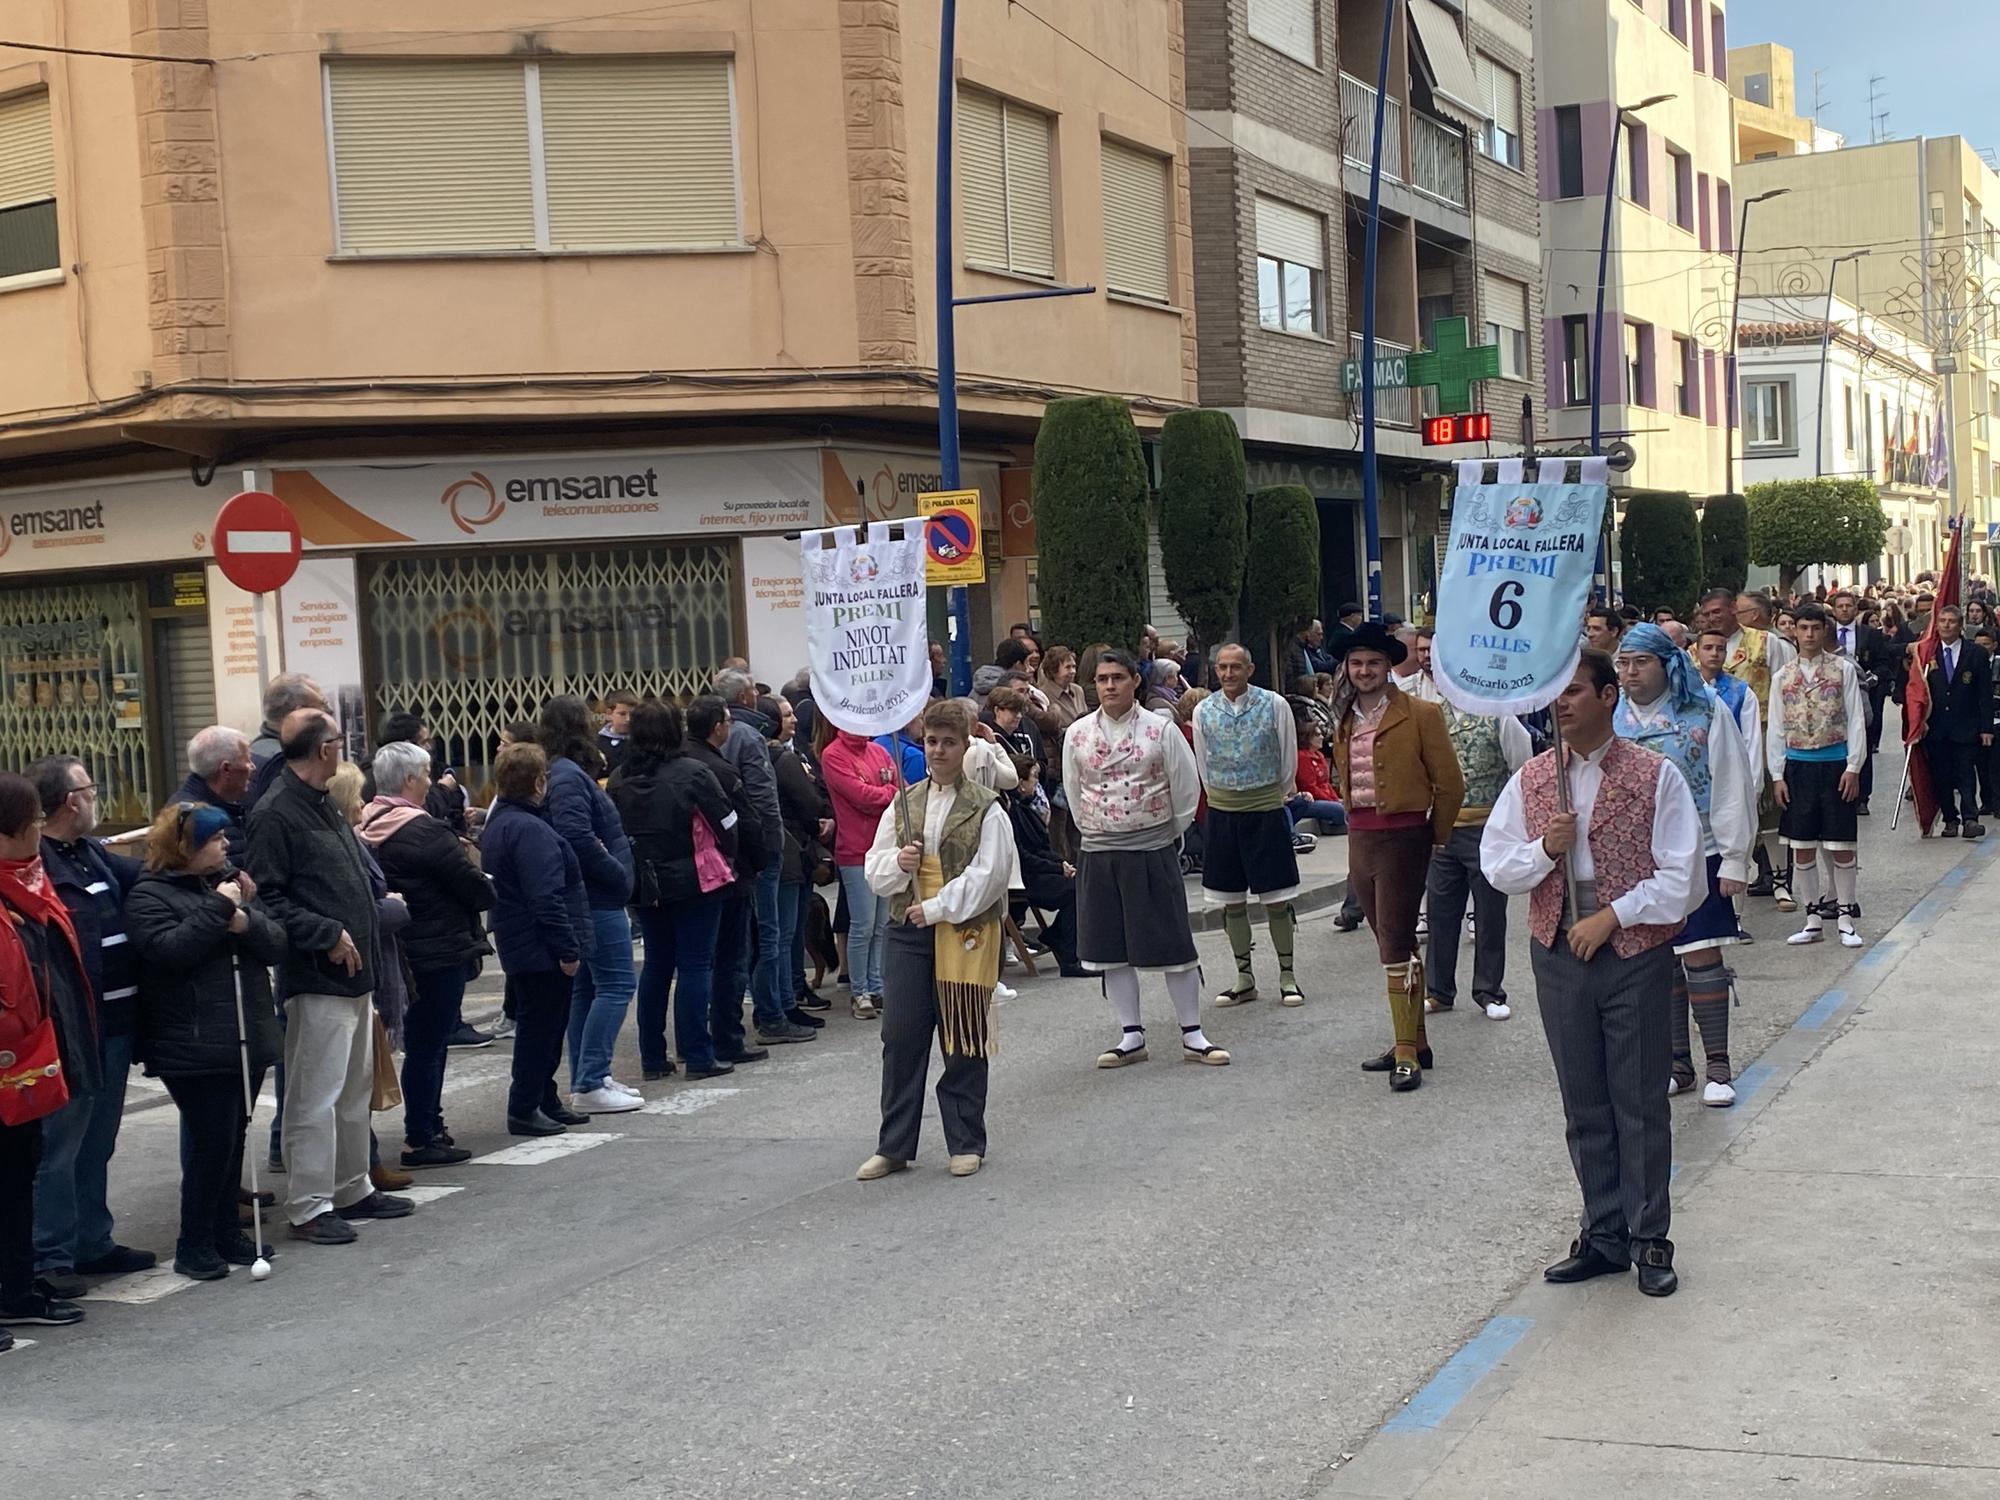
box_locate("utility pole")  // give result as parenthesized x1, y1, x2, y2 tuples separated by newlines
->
(1357, 0, 1398, 621)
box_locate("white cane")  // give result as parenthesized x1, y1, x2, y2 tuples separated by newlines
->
(231, 951, 273, 1282)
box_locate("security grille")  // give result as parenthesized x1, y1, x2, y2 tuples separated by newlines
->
(0, 578, 151, 823)
(363, 542, 735, 790)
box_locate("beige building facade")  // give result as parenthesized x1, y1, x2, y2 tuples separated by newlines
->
(0, 0, 1194, 818)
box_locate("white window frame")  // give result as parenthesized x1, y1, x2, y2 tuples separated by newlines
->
(1480, 274, 1529, 380)
(0, 86, 62, 292)
(1474, 55, 1524, 173)
(1257, 254, 1323, 335)
(1745, 378, 1795, 450)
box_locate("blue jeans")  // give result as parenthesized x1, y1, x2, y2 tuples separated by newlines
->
(711, 892, 753, 1059)
(567, 908, 637, 1093)
(34, 1031, 134, 1272)
(838, 863, 885, 997)
(1286, 797, 1348, 832)
(749, 864, 788, 1030)
(635, 895, 725, 1073)
(401, 966, 465, 1147)
(777, 880, 804, 1009)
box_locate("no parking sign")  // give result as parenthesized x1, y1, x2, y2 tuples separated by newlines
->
(920, 489, 985, 586)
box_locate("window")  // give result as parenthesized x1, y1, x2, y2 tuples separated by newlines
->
(1475, 54, 1524, 171)
(1482, 273, 1529, 380)
(1988, 381, 1999, 418)
(1254, 195, 1324, 334)
(1746, 379, 1795, 449)
(1844, 385, 1857, 451)
(1862, 396, 1874, 465)
(1099, 138, 1172, 302)
(1744, 72, 1772, 106)
(1247, 0, 1317, 65)
(325, 57, 740, 255)
(1624, 122, 1649, 209)
(960, 89, 1057, 279)
(1717, 180, 1733, 253)
(1710, 5, 1727, 79)
(1555, 106, 1584, 198)
(1667, 0, 1690, 42)
(1669, 145, 1694, 231)
(1419, 292, 1455, 346)
(0, 87, 59, 283)
(1561, 314, 1590, 405)
(1675, 335, 1699, 416)
(1625, 320, 1656, 408)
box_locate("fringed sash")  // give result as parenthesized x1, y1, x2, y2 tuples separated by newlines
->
(918, 851, 999, 1058)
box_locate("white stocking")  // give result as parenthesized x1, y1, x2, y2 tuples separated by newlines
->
(1793, 854, 1823, 925)
(1104, 965, 1144, 1051)
(1165, 967, 1215, 1051)
(1830, 858, 1858, 919)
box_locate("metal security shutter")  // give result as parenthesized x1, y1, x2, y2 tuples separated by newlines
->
(1254, 195, 1323, 269)
(1476, 54, 1522, 141)
(1003, 102, 1056, 278)
(958, 88, 1009, 269)
(1247, 0, 1316, 64)
(0, 88, 54, 207)
(157, 614, 216, 784)
(1482, 272, 1527, 333)
(1101, 139, 1172, 302)
(540, 56, 739, 249)
(1145, 516, 1190, 643)
(328, 60, 534, 254)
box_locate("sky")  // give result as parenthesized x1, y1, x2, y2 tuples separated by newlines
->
(1727, 0, 1999, 159)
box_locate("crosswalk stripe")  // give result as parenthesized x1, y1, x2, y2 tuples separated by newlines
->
(82, 1267, 198, 1305)
(398, 1184, 465, 1205)
(471, 1132, 622, 1166)
(638, 1088, 741, 1116)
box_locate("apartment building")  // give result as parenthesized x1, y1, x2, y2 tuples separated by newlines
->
(0, 0, 1194, 820)
(1728, 42, 1840, 161)
(1535, 0, 1736, 504)
(1185, 0, 1544, 618)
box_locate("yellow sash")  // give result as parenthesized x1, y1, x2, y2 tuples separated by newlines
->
(918, 851, 1000, 1058)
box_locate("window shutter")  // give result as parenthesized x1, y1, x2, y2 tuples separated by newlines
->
(328, 61, 534, 253)
(1254, 195, 1323, 269)
(1100, 140, 1171, 301)
(958, 88, 1009, 269)
(539, 56, 738, 249)
(1482, 272, 1527, 333)
(1247, 0, 1317, 64)
(0, 88, 55, 209)
(1003, 102, 1056, 278)
(1476, 55, 1521, 140)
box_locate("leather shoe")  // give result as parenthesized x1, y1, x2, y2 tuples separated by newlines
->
(1543, 1238, 1628, 1284)
(1361, 1045, 1433, 1072)
(1389, 1061, 1422, 1092)
(1964, 821, 1987, 839)
(369, 1163, 415, 1192)
(1942, 822, 1961, 838)
(1636, 1239, 1679, 1297)
(507, 1110, 567, 1137)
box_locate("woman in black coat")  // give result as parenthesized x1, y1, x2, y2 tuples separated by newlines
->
(762, 695, 832, 1024)
(128, 803, 287, 1282)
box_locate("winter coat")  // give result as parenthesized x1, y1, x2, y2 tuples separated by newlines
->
(482, 796, 590, 975)
(544, 753, 635, 911)
(771, 740, 831, 885)
(1, 882, 97, 1097)
(608, 751, 739, 907)
(822, 731, 896, 865)
(688, 740, 767, 882)
(358, 800, 494, 974)
(244, 766, 381, 1000)
(128, 868, 286, 1079)
(724, 707, 784, 846)
(876, 729, 927, 787)
(42, 835, 140, 1039)
(1006, 796, 1073, 909)
(362, 840, 414, 1043)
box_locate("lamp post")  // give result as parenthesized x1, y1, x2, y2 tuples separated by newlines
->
(1589, 93, 1673, 601)
(1724, 186, 1792, 495)
(1358, 0, 1401, 621)
(1814, 248, 1872, 478)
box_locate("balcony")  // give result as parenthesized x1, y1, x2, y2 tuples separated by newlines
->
(1340, 72, 1404, 180)
(1884, 450, 1944, 490)
(1350, 332, 1417, 427)
(1409, 111, 1468, 207)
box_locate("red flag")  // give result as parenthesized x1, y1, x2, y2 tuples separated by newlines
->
(1902, 517, 1965, 832)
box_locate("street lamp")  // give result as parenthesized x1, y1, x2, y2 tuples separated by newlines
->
(1814, 248, 1872, 477)
(1589, 92, 1673, 599)
(1723, 187, 1792, 495)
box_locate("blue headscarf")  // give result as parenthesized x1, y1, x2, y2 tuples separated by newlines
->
(1619, 623, 1708, 716)
(1613, 622, 1717, 821)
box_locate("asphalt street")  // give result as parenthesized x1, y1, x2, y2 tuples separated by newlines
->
(0, 744, 1971, 1500)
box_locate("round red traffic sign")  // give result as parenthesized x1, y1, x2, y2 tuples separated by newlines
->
(212, 490, 302, 594)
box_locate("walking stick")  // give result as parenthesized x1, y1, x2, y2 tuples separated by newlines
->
(232, 952, 273, 1282)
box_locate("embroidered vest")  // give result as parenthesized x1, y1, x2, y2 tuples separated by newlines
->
(1773, 656, 1850, 753)
(887, 779, 1005, 925)
(1614, 693, 1715, 828)
(1708, 669, 1747, 719)
(1726, 628, 1773, 711)
(1070, 709, 1176, 834)
(1195, 687, 1284, 797)
(1518, 740, 1682, 957)
(1442, 701, 1509, 814)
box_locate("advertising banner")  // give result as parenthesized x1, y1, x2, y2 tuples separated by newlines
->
(1431, 457, 1610, 716)
(801, 521, 931, 738)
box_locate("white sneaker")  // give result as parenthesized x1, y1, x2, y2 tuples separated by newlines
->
(605, 1078, 643, 1098)
(1773, 885, 1796, 912)
(1786, 924, 1823, 946)
(1482, 1001, 1511, 1021)
(994, 981, 1018, 1002)
(1702, 1080, 1737, 1108)
(571, 1086, 641, 1114)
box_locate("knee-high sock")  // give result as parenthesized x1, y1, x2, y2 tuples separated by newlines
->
(1267, 902, 1297, 982)
(1104, 965, 1142, 1034)
(1164, 966, 1215, 1051)
(1388, 962, 1421, 1059)
(1222, 904, 1255, 986)
(1793, 856, 1823, 924)
(1409, 954, 1428, 1048)
(1829, 858, 1859, 917)
(1669, 962, 1694, 1077)
(1684, 960, 1732, 1081)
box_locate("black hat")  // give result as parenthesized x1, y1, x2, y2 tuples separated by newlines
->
(1337, 602, 1364, 620)
(1334, 619, 1408, 667)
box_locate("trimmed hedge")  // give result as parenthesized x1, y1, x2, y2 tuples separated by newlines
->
(1030, 396, 1152, 654)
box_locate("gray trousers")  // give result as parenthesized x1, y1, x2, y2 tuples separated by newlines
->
(1529, 938, 1674, 1263)
(280, 992, 377, 1226)
(878, 922, 988, 1161)
(1426, 824, 1508, 1006)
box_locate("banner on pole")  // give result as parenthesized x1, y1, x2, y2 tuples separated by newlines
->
(1430, 457, 1611, 717)
(802, 521, 932, 737)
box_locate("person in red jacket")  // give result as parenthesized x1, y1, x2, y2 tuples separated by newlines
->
(819, 723, 898, 1018)
(1285, 717, 1347, 837)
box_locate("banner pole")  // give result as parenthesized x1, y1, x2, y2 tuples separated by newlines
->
(1550, 713, 1580, 925)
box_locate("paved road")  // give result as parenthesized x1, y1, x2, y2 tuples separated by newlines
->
(1, 747, 1971, 1500)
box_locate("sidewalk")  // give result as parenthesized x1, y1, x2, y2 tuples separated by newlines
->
(1322, 840, 2000, 1499)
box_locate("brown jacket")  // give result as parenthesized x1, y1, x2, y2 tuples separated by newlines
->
(1333, 686, 1466, 844)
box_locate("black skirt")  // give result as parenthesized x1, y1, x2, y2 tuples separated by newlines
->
(1076, 843, 1199, 971)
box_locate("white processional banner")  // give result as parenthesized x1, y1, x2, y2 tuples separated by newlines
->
(1431, 457, 1611, 716)
(801, 521, 931, 737)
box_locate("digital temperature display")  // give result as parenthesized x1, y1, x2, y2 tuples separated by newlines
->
(1422, 412, 1493, 446)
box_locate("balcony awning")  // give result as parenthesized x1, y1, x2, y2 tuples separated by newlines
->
(1407, 0, 1487, 132)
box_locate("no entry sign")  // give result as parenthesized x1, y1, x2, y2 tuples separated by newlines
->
(212, 490, 302, 595)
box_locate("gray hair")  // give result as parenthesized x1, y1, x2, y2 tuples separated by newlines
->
(187, 725, 250, 779)
(711, 667, 755, 704)
(263, 672, 325, 724)
(370, 739, 432, 797)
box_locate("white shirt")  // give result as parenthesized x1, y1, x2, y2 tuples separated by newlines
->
(1480, 736, 1706, 930)
(1495, 712, 1535, 772)
(1621, 690, 1755, 884)
(1704, 671, 1765, 785)
(1191, 686, 1298, 797)
(1060, 703, 1203, 849)
(1765, 651, 1870, 777)
(862, 777, 1015, 927)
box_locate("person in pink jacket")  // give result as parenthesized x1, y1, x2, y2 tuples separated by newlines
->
(819, 725, 899, 1018)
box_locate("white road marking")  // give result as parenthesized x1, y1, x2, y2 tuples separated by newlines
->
(398, 1184, 465, 1205)
(638, 1088, 741, 1116)
(82, 1267, 198, 1305)
(471, 1132, 623, 1166)
(0, 1337, 36, 1355)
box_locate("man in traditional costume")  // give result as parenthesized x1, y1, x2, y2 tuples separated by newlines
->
(1424, 691, 1532, 1021)
(1704, 588, 1796, 907)
(1766, 604, 1870, 949)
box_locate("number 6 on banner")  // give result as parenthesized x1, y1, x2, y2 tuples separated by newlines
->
(1489, 581, 1525, 632)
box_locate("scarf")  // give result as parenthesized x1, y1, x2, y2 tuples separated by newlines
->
(358, 795, 426, 848)
(1613, 624, 1716, 819)
(917, 849, 1000, 1060)
(0, 854, 71, 929)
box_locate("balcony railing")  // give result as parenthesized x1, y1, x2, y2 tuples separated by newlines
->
(1409, 111, 1468, 207)
(1350, 333, 1416, 427)
(1884, 450, 1943, 489)
(1340, 72, 1404, 181)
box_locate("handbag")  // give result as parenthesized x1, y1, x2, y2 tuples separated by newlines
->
(368, 1009, 402, 1112)
(692, 812, 734, 894)
(0, 1010, 68, 1126)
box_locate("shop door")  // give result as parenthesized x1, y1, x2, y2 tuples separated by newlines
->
(154, 613, 216, 787)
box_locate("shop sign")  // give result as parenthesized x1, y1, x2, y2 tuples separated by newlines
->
(819, 449, 1003, 529)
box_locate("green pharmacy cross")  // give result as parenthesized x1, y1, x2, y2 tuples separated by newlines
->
(1339, 316, 1501, 415)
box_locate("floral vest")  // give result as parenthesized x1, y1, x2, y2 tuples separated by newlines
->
(1441, 700, 1509, 815)
(1195, 687, 1285, 806)
(1070, 708, 1176, 835)
(1773, 655, 1850, 753)
(1518, 740, 1682, 957)
(1726, 628, 1773, 711)
(1613, 692, 1715, 827)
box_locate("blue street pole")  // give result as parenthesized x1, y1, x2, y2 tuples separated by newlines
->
(1359, 0, 1396, 621)
(935, 0, 974, 696)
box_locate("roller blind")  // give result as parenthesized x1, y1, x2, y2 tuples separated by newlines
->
(328, 60, 534, 253)
(959, 87, 1055, 278)
(1476, 54, 1522, 138)
(1482, 272, 1527, 332)
(1003, 101, 1056, 278)
(539, 56, 738, 249)
(958, 88, 1009, 269)
(1254, 195, 1323, 269)
(0, 88, 55, 209)
(1408, 0, 1486, 129)
(1247, 0, 1317, 64)
(1100, 139, 1171, 301)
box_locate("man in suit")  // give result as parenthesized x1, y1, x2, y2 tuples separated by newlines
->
(1922, 605, 1994, 838)
(1830, 591, 1888, 812)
